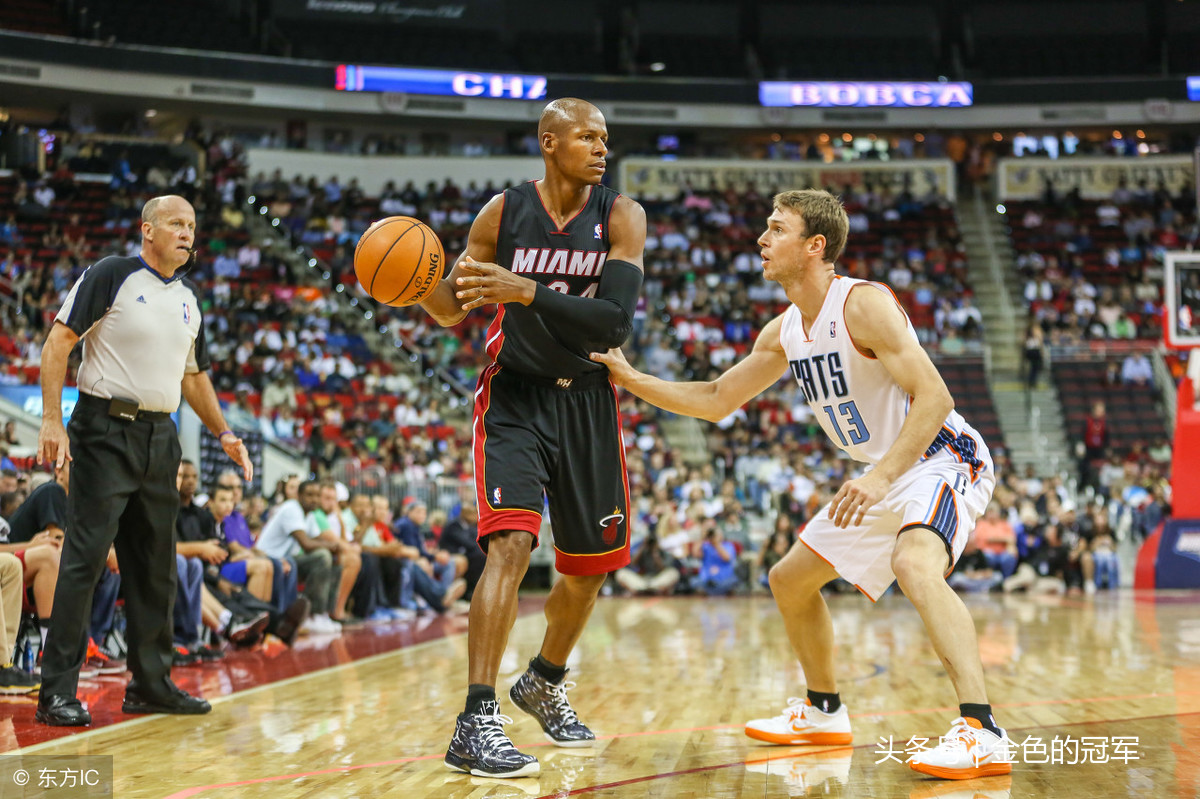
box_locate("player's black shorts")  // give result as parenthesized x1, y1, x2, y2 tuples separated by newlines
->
(472, 363, 631, 576)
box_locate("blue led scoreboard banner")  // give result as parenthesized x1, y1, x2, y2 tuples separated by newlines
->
(336, 65, 547, 100)
(759, 81, 973, 108)
(1189, 76, 1200, 102)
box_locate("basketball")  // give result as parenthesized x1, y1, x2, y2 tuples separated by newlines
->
(354, 216, 445, 307)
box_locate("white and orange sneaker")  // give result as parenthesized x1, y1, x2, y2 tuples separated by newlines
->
(744, 698, 853, 745)
(907, 717, 1013, 780)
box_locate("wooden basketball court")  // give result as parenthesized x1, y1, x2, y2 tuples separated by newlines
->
(6, 590, 1199, 798)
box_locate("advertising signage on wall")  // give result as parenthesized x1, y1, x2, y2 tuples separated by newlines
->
(759, 81, 973, 108)
(618, 158, 957, 202)
(335, 65, 547, 100)
(274, 0, 473, 23)
(1189, 76, 1200, 102)
(997, 155, 1194, 201)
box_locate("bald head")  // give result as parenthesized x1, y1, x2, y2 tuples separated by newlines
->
(538, 98, 603, 140)
(142, 195, 192, 228)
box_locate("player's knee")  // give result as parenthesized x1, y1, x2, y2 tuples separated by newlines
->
(767, 563, 795, 595)
(485, 530, 534, 566)
(769, 552, 821, 598)
(563, 572, 607, 597)
(890, 548, 942, 591)
(30, 544, 61, 572)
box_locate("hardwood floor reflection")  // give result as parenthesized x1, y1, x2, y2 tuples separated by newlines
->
(9, 590, 1200, 798)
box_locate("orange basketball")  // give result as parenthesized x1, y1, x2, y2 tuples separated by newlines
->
(354, 216, 445, 307)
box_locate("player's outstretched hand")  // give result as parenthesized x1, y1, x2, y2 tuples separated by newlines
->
(590, 347, 635, 386)
(828, 471, 890, 529)
(456, 257, 536, 310)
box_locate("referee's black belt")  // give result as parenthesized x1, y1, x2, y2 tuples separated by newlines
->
(76, 393, 172, 422)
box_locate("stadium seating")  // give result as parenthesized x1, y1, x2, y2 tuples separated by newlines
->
(1053, 357, 1169, 452)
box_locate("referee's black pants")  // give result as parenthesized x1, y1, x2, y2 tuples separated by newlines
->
(41, 407, 181, 699)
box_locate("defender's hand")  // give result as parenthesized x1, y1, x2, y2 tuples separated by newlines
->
(589, 347, 636, 386)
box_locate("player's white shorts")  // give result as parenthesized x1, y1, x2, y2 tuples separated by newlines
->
(799, 446, 996, 601)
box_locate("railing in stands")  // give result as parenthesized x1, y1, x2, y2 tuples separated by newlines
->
(330, 460, 474, 515)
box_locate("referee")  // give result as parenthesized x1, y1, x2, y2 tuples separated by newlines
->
(35, 194, 252, 726)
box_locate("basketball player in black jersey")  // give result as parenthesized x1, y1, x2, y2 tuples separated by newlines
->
(420, 98, 646, 778)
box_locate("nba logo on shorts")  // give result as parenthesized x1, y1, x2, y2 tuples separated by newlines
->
(594, 223, 603, 240)
(183, 302, 190, 324)
(493, 487, 502, 505)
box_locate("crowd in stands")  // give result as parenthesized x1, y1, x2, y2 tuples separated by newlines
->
(1011, 178, 1198, 348)
(1006, 178, 1188, 516)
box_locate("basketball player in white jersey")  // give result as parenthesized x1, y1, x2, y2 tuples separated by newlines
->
(591, 189, 1012, 780)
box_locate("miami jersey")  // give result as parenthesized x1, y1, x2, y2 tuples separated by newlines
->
(487, 180, 621, 380)
(779, 276, 984, 471)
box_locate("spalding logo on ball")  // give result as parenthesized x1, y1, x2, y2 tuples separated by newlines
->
(354, 216, 446, 307)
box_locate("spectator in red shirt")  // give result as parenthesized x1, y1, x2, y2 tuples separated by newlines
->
(972, 503, 1018, 577)
(1080, 401, 1108, 489)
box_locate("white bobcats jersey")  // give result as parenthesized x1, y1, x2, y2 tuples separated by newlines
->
(779, 276, 985, 471)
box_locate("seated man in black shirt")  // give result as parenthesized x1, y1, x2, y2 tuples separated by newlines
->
(4, 463, 120, 658)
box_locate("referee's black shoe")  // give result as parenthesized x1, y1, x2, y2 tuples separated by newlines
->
(35, 694, 92, 726)
(122, 678, 211, 715)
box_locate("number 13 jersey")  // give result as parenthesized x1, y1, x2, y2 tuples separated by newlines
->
(779, 276, 983, 471)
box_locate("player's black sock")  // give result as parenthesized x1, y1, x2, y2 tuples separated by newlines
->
(960, 703, 1002, 737)
(465, 684, 496, 715)
(530, 654, 568, 685)
(807, 690, 841, 714)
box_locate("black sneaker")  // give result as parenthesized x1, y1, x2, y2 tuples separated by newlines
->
(444, 699, 540, 778)
(0, 664, 40, 695)
(510, 667, 595, 747)
(173, 646, 201, 667)
(192, 644, 225, 662)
